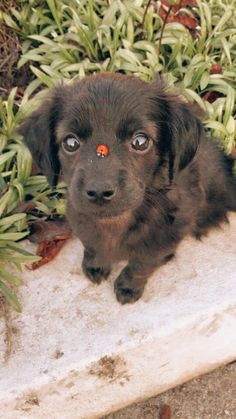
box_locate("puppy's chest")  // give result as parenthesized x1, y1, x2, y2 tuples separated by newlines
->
(97, 224, 124, 256)
(95, 215, 132, 260)
(95, 213, 154, 261)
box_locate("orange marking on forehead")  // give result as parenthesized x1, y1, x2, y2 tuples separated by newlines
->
(96, 144, 109, 158)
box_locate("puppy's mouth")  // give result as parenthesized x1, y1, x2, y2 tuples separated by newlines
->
(97, 209, 133, 224)
(71, 198, 137, 220)
(85, 205, 131, 219)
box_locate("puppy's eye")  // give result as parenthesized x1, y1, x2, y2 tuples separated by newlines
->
(62, 135, 80, 153)
(131, 133, 151, 153)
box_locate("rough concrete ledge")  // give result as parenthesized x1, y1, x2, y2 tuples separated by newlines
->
(0, 214, 236, 419)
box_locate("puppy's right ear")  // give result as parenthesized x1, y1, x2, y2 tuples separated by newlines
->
(18, 92, 62, 186)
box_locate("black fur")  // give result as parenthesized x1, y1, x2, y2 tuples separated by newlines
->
(19, 73, 236, 304)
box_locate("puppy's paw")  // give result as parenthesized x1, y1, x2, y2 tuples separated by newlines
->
(114, 276, 144, 304)
(83, 265, 110, 285)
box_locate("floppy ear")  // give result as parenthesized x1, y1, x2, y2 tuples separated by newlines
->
(169, 100, 204, 178)
(152, 80, 204, 182)
(18, 93, 62, 186)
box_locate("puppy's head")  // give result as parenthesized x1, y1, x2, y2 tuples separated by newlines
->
(19, 73, 203, 218)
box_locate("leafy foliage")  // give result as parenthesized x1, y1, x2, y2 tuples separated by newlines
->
(2, 0, 236, 147)
(0, 0, 235, 312)
(0, 87, 66, 314)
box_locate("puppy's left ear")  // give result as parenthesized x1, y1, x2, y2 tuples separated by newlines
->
(169, 101, 204, 177)
(18, 92, 62, 186)
(152, 80, 204, 181)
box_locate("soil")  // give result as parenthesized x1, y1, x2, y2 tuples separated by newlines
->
(0, 1, 32, 99)
(103, 361, 236, 419)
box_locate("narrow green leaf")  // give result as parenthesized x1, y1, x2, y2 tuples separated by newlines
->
(200, 71, 210, 90)
(0, 254, 41, 263)
(30, 66, 55, 87)
(205, 121, 228, 135)
(0, 150, 16, 166)
(6, 242, 37, 257)
(0, 280, 22, 312)
(0, 266, 23, 286)
(46, 0, 63, 34)
(0, 213, 26, 227)
(184, 88, 206, 110)
(0, 232, 29, 241)
(28, 35, 56, 46)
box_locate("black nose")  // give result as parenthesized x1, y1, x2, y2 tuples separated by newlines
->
(85, 183, 116, 203)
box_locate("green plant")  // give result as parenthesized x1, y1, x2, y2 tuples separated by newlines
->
(2, 0, 236, 148)
(0, 87, 66, 314)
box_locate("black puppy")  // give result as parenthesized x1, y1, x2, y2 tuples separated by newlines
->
(19, 73, 236, 304)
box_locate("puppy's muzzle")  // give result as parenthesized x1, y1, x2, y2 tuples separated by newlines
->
(85, 180, 116, 205)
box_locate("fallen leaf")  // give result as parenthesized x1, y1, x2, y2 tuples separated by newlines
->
(29, 238, 68, 270)
(27, 220, 72, 269)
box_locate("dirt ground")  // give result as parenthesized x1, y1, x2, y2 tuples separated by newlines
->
(103, 361, 236, 419)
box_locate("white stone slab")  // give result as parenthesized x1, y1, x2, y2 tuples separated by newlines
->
(0, 215, 236, 419)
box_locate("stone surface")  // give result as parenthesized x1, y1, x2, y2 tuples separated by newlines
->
(0, 214, 236, 419)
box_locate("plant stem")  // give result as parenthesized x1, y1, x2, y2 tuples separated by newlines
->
(158, 5, 173, 55)
(141, 0, 152, 29)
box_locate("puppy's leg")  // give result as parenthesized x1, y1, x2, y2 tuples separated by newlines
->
(115, 254, 175, 304)
(82, 248, 111, 285)
(114, 260, 153, 304)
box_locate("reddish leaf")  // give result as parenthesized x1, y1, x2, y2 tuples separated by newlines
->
(161, 0, 197, 7)
(161, 0, 197, 12)
(159, 6, 170, 21)
(210, 63, 222, 74)
(159, 6, 198, 29)
(174, 12, 198, 29)
(202, 91, 220, 103)
(29, 238, 68, 270)
(27, 220, 72, 269)
(160, 0, 180, 13)
(160, 404, 171, 419)
(159, 0, 198, 35)
(178, 0, 197, 5)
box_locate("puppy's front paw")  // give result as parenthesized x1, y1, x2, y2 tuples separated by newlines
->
(83, 264, 110, 285)
(114, 275, 144, 304)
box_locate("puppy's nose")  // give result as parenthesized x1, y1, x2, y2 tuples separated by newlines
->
(85, 182, 116, 203)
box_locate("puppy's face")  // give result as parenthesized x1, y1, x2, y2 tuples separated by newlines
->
(56, 76, 160, 217)
(19, 73, 203, 219)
